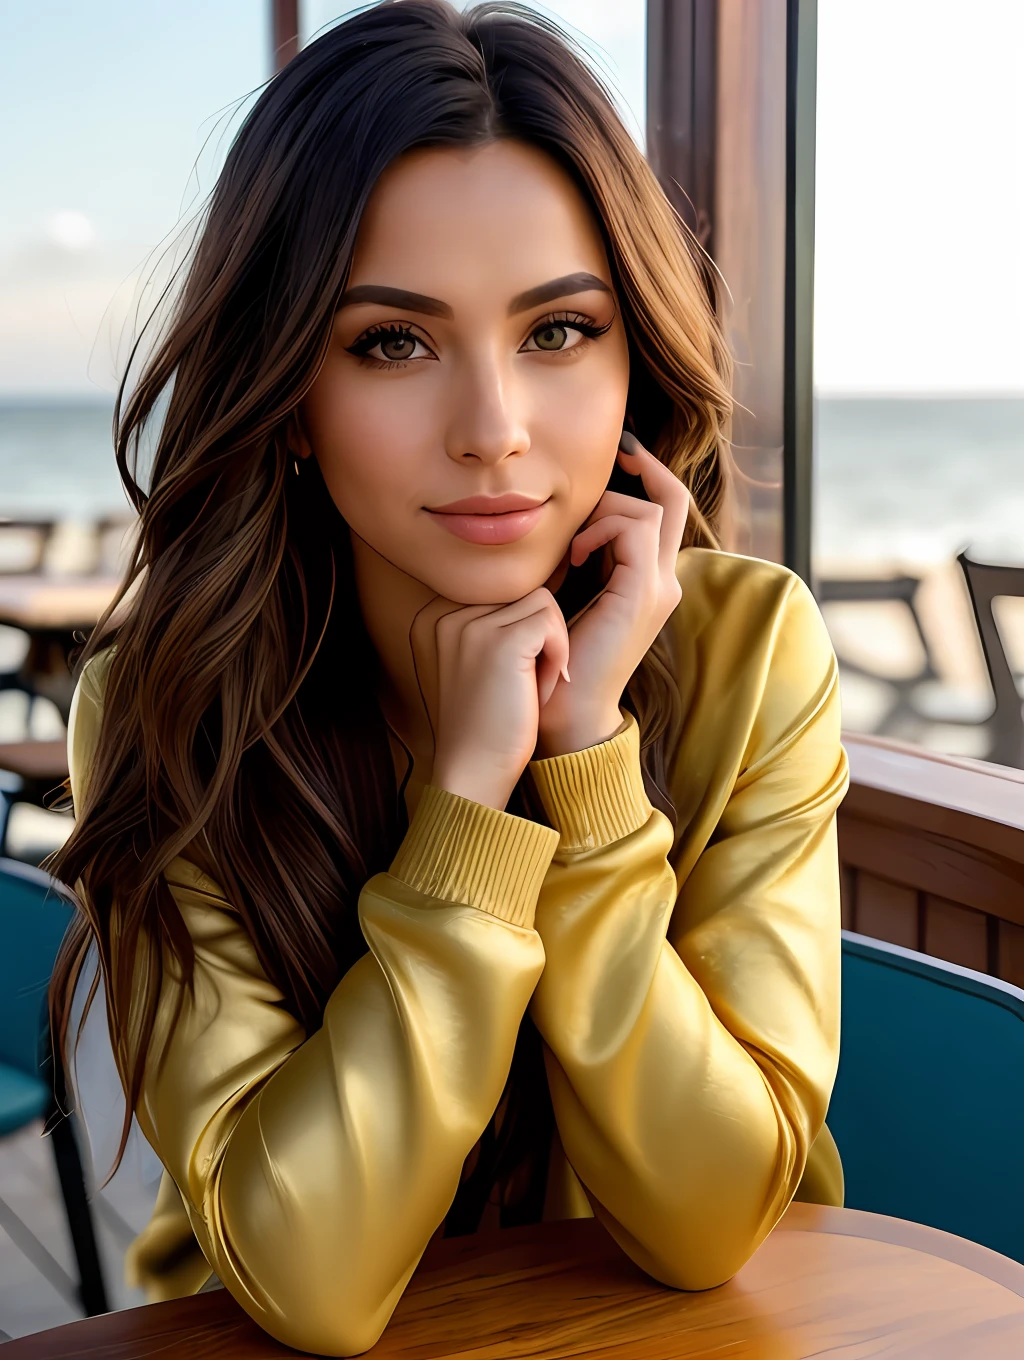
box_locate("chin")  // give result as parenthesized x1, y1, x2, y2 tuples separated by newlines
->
(423, 557, 557, 606)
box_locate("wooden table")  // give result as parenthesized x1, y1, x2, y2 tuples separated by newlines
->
(9, 1203, 1024, 1358)
(0, 574, 119, 723)
(0, 576, 119, 634)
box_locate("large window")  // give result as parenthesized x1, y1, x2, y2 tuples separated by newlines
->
(813, 0, 1024, 766)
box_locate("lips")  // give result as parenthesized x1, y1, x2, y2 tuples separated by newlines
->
(429, 493, 545, 515)
(425, 493, 549, 546)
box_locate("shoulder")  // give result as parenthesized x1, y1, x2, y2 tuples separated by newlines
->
(669, 548, 836, 691)
(671, 547, 827, 654)
(665, 548, 842, 785)
(67, 644, 118, 811)
(72, 641, 117, 709)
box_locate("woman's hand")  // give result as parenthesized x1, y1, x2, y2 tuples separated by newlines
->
(428, 589, 569, 810)
(537, 432, 690, 757)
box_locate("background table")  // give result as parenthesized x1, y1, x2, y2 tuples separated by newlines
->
(0, 574, 119, 723)
(8, 1202, 1024, 1358)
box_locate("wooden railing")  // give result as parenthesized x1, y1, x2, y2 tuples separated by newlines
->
(838, 733, 1024, 985)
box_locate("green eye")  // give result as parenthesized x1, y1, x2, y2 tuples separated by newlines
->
(533, 324, 569, 351)
(346, 324, 430, 364)
(379, 334, 417, 361)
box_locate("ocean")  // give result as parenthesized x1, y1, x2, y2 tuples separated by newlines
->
(0, 395, 1021, 571)
(0, 399, 127, 521)
(813, 396, 1023, 571)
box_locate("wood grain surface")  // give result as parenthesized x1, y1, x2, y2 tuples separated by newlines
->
(8, 1202, 1024, 1359)
(0, 575, 118, 632)
(0, 739, 68, 782)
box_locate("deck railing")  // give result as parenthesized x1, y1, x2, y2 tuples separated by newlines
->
(838, 732, 1024, 985)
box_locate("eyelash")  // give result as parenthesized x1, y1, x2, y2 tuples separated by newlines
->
(346, 322, 428, 368)
(345, 312, 613, 369)
(525, 312, 613, 351)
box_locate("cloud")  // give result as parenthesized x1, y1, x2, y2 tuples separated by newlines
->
(45, 211, 97, 252)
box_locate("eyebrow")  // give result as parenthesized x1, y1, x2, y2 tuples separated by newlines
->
(337, 285, 453, 318)
(508, 272, 612, 314)
(336, 272, 613, 320)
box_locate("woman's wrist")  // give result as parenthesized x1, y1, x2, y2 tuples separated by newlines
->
(430, 760, 514, 811)
(535, 705, 625, 759)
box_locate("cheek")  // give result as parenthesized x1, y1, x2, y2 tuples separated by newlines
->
(537, 351, 630, 513)
(303, 368, 431, 529)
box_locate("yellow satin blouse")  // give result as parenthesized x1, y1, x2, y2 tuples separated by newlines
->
(67, 548, 849, 1356)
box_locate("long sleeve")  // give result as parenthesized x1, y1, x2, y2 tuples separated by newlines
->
(68, 655, 556, 1356)
(527, 559, 849, 1290)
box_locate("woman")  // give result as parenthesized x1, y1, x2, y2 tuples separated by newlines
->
(50, 2, 849, 1354)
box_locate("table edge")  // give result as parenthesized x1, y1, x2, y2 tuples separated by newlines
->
(10, 1206, 1024, 1356)
(780, 1201, 1024, 1297)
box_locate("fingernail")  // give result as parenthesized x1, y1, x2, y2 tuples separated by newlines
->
(561, 663, 571, 684)
(619, 431, 644, 458)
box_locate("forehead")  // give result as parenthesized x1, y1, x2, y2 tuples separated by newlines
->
(347, 140, 611, 300)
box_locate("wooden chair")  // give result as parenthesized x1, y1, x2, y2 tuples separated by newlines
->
(816, 573, 989, 741)
(829, 930, 1024, 1263)
(958, 552, 1024, 769)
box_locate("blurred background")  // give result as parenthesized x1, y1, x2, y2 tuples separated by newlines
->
(0, 0, 1021, 1340)
(812, 1, 1023, 768)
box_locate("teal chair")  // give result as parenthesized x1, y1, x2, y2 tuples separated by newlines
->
(0, 856, 108, 1316)
(829, 929, 1024, 1262)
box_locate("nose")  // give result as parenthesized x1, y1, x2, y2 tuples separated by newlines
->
(443, 352, 530, 467)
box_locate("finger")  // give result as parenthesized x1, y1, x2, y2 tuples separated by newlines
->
(432, 600, 511, 662)
(473, 587, 558, 630)
(433, 601, 504, 631)
(620, 443, 690, 571)
(574, 488, 664, 580)
(570, 513, 657, 570)
(582, 487, 664, 525)
(427, 598, 497, 645)
(487, 594, 569, 702)
(617, 437, 689, 570)
(534, 606, 571, 706)
(618, 434, 690, 575)
(457, 589, 568, 684)
(409, 595, 456, 723)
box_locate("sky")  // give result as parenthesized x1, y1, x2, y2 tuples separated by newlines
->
(814, 0, 1024, 394)
(0, 0, 1020, 397)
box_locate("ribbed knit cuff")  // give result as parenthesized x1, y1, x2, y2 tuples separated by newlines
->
(529, 713, 652, 852)
(389, 784, 559, 929)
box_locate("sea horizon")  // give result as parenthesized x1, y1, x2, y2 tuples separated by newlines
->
(1, 392, 1022, 571)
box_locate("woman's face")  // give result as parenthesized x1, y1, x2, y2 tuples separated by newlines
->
(302, 139, 631, 605)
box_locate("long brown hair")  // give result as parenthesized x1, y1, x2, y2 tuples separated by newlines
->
(49, 0, 732, 1210)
